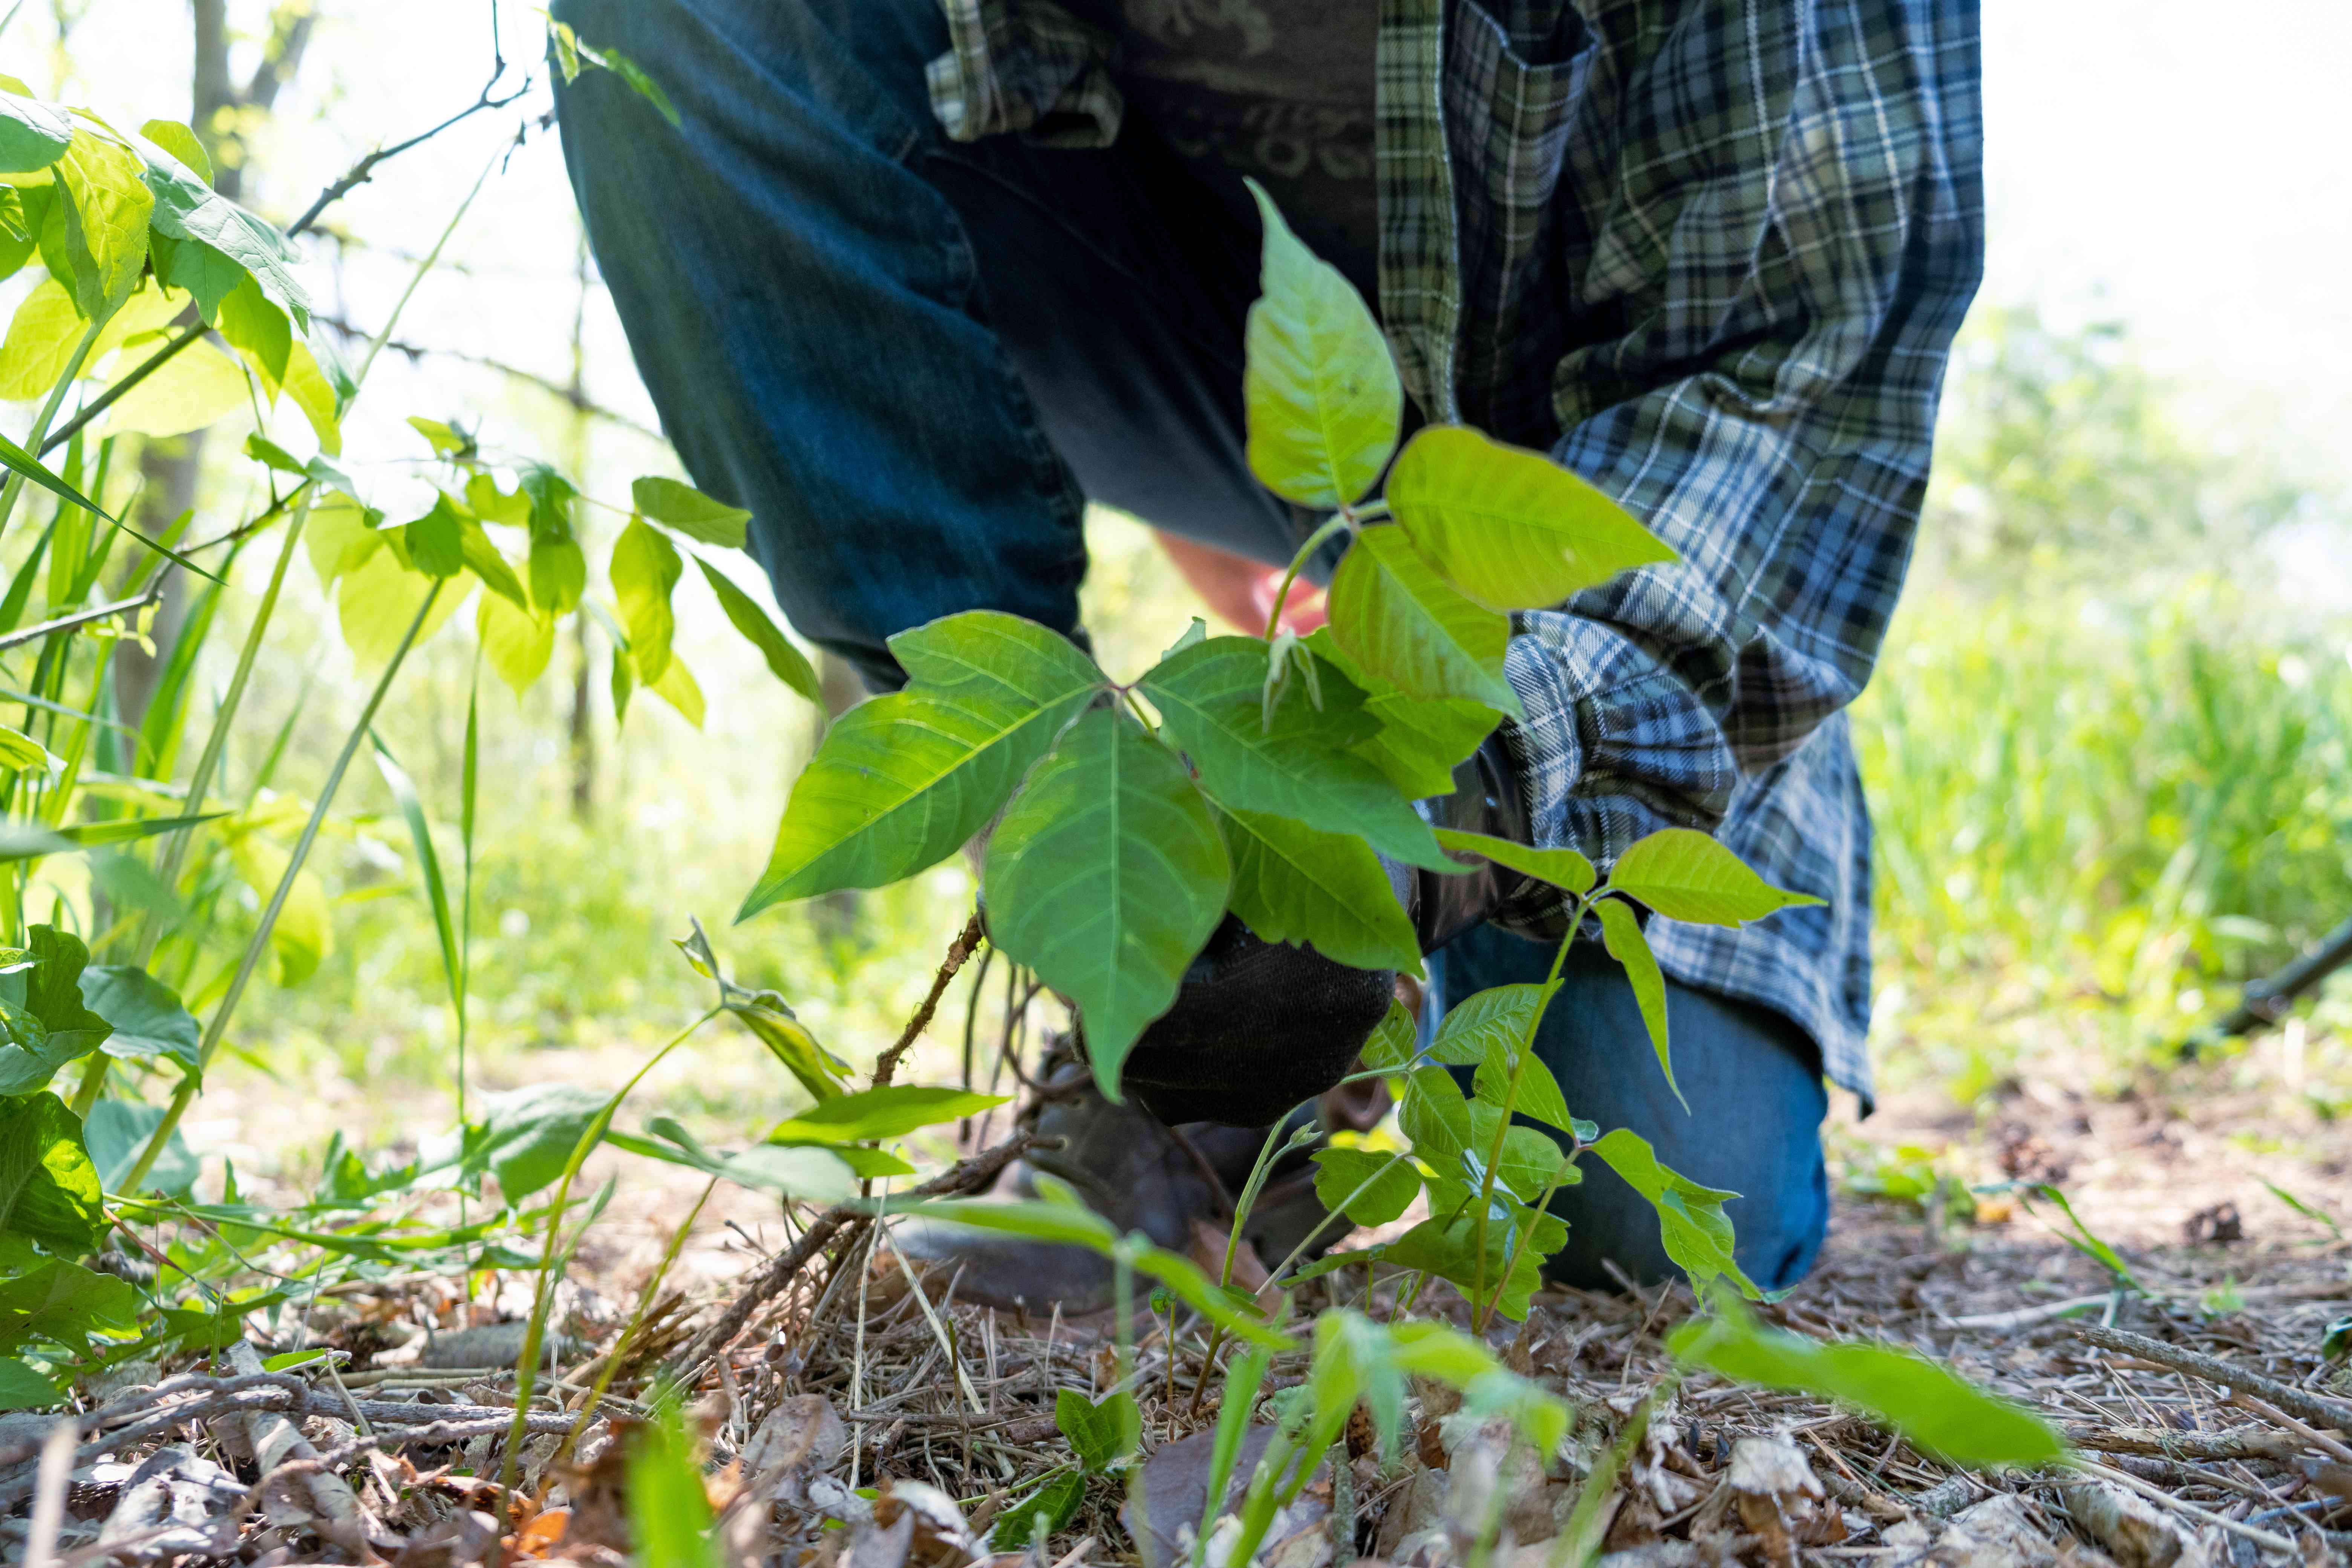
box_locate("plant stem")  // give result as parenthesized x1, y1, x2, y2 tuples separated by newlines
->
(497, 1004, 724, 1502)
(135, 494, 313, 969)
(66, 1049, 108, 1118)
(1262, 514, 1352, 642)
(118, 582, 445, 1194)
(1470, 903, 1583, 1330)
(0, 314, 106, 552)
(1262, 1147, 1412, 1291)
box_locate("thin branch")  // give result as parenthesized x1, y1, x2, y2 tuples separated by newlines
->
(309, 312, 665, 442)
(2073, 1321, 2352, 1432)
(0, 585, 163, 653)
(874, 911, 986, 1087)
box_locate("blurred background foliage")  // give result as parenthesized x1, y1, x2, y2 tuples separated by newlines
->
(29, 2, 2352, 1180)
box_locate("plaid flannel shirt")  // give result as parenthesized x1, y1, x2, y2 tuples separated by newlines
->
(929, 0, 1985, 1106)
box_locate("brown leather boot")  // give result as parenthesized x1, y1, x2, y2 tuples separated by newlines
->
(896, 1037, 1360, 1314)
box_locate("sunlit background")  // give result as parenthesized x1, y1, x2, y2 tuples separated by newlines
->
(32, 0, 2352, 1190)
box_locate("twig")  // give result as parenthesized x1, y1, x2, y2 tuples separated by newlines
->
(39, 51, 530, 457)
(2063, 1462, 2297, 1556)
(874, 911, 986, 1088)
(225, 1341, 385, 1552)
(2073, 1321, 2352, 1432)
(0, 585, 163, 652)
(2061, 1423, 2306, 1462)
(2230, 1390, 2352, 1465)
(665, 1130, 1040, 1379)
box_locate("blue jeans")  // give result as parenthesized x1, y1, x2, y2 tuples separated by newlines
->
(552, 0, 1829, 1292)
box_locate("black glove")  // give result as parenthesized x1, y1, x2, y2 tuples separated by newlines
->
(1403, 730, 1535, 951)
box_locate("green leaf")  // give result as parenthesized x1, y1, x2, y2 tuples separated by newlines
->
(990, 1469, 1086, 1551)
(1312, 1146, 1419, 1227)
(138, 119, 210, 183)
(478, 592, 555, 696)
(54, 128, 151, 317)
(1495, 1124, 1568, 1202)
(463, 1083, 606, 1202)
(5, 926, 112, 1064)
(1604, 828, 1824, 926)
(459, 517, 528, 609)
(0, 1355, 59, 1409)
(741, 611, 1102, 912)
(1383, 1209, 1549, 1322)
(0, 1258, 137, 1355)
(1240, 180, 1401, 508)
(1327, 525, 1521, 717)
(1139, 636, 1461, 875)
(612, 1118, 856, 1204)
(407, 415, 467, 458)
(1057, 1386, 1140, 1473)
(83, 1098, 197, 1196)
(903, 1189, 1294, 1351)
(244, 432, 306, 476)
(612, 516, 682, 683)
(1433, 827, 1595, 896)
(631, 476, 750, 548)
(0, 1092, 106, 1253)
(1217, 806, 1421, 974)
(0, 813, 224, 866)
(0, 91, 70, 173)
(372, 736, 461, 1026)
(697, 559, 820, 704)
(0, 723, 55, 776)
(2016, 1183, 2141, 1292)
(1398, 1066, 1475, 1164)
(648, 649, 704, 727)
(80, 965, 199, 1074)
(1669, 1300, 2068, 1468)
(337, 545, 465, 664)
(766, 1085, 1008, 1145)
(1358, 1000, 1418, 1069)
(1463, 988, 1575, 1134)
(1593, 897, 1682, 1110)
(722, 992, 851, 1102)
(982, 707, 1230, 1099)
(402, 494, 467, 580)
(1588, 1128, 1760, 1299)
(137, 136, 309, 330)
(1386, 426, 1675, 611)
(466, 471, 531, 525)
(627, 1395, 723, 1568)
(520, 464, 584, 615)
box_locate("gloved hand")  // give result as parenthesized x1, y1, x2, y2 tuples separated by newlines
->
(1113, 730, 1532, 1126)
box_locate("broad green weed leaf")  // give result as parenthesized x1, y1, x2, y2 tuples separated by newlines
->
(723, 992, 850, 1102)
(1594, 897, 1682, 1109)
(478, 593, 556, 696)
(1312, 1146, 1419, 1226)
(767, 1084, 1008, 1144)
(742, 612, 1101, 911)
(992, 1470, 1086, 1551)
(1496, 1124, 1569, 1201)
(0, 1258, 137, 1355)
(612, 517, 682, 682)
(459, 518, 528, 609)
(337, 545, 466, 663)
(1383, 1210, 1548, 1321)
(138, 119, 209, 182)
(138, 136, 309, 330)
(1589, 1128, 1760, 1299)
(697, 558, 820, 704)
(1360, 999, 1418, 1069)
(0, 1092, 106, 1253)
(55, 127, 151, 316)
(1464, 989, 1575, 1134)
(464, 1083, 605, 1201)
(1605, 828, 1823, 925)
(611, 1119, 856, 1203)
(1427, 982, 1550, 1069)
(1399, 1066, 1474, 1165)
(649, 632, 705, 725)
(632, 476, 750, 548)
(1433, 827, 1596, 896)
(0, 426, 113, 520)
(1241, 180, 1400, 508)
(983, 708, 1229, 1099)
(1387, 426, 1675, 611)
(1217, 806, 1421, 974)
(520, 465, 585, 614)
(466, 471, 531, 525)
(0, 279, 83, 398)
(627, 1396, 723, 1568)
(1057, 1387, 1140, 1473)
(401, 495, 466, 580)
(80, 965, 199, 1074)
(407, 415, 467, 457)
(12, 927, 112, 1063)
(216, 274, 289, 383)
(1669, 1300, 2067, 1468)
(98, 336, 246, 439)
(0, 1355, 58, 1409)
(1328, 525, 1520, 717)
(82, 1098, 197, 1196)
(1305, 628, 1498, 798)
(1140, 636, 1460, 874)
(224, 828, 332, 986)
(0, 91, 70, 172)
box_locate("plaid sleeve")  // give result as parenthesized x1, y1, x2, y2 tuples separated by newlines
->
(1484, 0, 1984, 937)
(928, 0, 1124, 148)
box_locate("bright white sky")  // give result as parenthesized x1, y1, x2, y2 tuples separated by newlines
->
(46, 0, 2352, 531)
